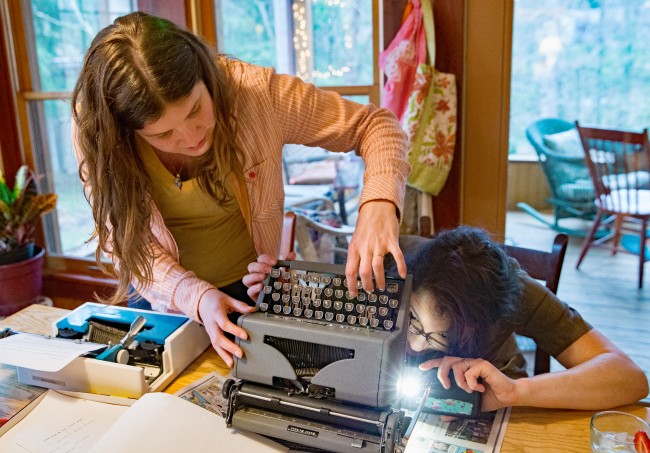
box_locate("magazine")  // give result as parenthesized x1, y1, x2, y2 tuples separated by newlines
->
(174, 371, 231, 418)
(404, 407, 511, 453)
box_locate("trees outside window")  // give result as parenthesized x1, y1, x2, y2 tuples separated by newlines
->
(509, 0, 650, 156)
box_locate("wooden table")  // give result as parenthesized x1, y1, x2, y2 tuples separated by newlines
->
(2, 305, 648, 452)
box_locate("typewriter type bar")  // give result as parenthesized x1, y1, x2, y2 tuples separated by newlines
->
(224, 380, 408, 453)
(257, 260, 407, 331)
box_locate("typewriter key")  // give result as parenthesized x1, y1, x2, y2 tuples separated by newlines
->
(379, 307, 389, 317)
(387, 282, 399, 293)
(282, 294, 290, 303)
(357, 292, 366, 301)
(313, 298, 322, 307)
(304, 309, 313, 318)
(260, 303, 269, 311)
(324, 288, 333, 297)
(389, 298, 399, 308)
(335, 289, 344, 299)
(273, 305, 282, 313)
(333, 301, 343, 311)
(345, 291, 354, 299)
(270, 268, 281, 278)
(325, 312, 334, 321)
(302, 297, 311, 306)
(335, 314, 345, 323)
(368, 293, 378, 303)
(283, 306, 292, 315)
(345, 303, 354, 312)
(347, 315, 357, 325)
(370, 318, 380, 328)
(313, 287, 322, 296)
(379, 295, 388, 304)
(359, 317, 368, 326)
(356, 304, 365, 313)
(293, 308, 302, 317)
(315, 311, 324, 319)
(323, 300, 332, 309)
(271, 293, 280, 301)
(265, 285, 273, 293)
(383, 320, 394, 330)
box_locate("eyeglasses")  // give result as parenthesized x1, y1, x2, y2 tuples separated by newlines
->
(408, 309, 448, 351)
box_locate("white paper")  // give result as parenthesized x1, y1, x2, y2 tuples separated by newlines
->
(0, 334, 104, 372)
(89, 392, 288, 453)
(0, 390, 129, 453)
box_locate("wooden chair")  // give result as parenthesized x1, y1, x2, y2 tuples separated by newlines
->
(574, 122, 650, 288)
(504, 233, 569, 375)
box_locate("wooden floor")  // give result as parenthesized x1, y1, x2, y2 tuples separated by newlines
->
(505, 210, 650, 391)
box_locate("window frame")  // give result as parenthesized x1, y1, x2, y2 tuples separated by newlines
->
(0, 0, 381, 297)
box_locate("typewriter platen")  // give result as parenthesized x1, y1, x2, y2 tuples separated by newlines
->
(225, 260, 412, 453)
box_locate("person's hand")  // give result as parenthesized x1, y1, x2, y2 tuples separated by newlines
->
(420, 355, 519, 412)
(345, 200, 406, 296)
(242, 252, 296, 301)
(198, 289, 257, 368)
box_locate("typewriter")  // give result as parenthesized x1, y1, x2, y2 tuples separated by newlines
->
(224, 260, 413, 453)
(16, 302, 210, 398)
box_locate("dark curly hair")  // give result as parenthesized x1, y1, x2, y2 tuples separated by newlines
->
(405, 226, 523, 358)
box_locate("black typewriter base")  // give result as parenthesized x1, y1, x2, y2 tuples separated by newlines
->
(224, 380, 408, 453)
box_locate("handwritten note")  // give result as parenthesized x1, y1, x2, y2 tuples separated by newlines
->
(0, 334, 104, 372)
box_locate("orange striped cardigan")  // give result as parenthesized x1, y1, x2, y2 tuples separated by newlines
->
(77, 61, 410, 322)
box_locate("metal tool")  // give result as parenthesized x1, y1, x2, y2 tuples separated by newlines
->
(96, 315, 146, 364)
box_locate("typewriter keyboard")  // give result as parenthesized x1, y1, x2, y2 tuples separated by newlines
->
(257, 261, 408, 331)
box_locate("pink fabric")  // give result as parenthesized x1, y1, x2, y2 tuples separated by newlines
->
(379, 0, 427, 121)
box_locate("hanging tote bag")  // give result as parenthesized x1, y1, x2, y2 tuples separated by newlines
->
(401, 0, 457, 196)
(379, 0, 427, 121)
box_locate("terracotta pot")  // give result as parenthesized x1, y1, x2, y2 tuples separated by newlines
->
(0, 245, 45, 317)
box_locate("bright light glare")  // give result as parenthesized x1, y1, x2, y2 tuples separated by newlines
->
(397, 375, 424, 398)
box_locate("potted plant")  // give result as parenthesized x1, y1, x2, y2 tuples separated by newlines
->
(0, 165, 57, 316)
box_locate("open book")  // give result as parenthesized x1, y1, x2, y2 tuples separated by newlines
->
(0, 389, 287, 453)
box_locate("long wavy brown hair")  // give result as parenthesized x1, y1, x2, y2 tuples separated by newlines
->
(71, 12, 242, 305)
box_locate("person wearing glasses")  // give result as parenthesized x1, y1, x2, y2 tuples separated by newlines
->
(390, 226, 648, 412)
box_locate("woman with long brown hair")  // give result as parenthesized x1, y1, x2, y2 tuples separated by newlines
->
(72, 12, 410, 367)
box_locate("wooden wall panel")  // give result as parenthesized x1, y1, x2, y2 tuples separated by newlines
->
(383, 0, 464, 230)
(506, 160, 551, 210)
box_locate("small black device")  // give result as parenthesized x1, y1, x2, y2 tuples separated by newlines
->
(402, 367, 482, 418)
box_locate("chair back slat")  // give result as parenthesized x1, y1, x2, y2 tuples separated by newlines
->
(577, 122, 650, 217)
(504, 234, 569, 375)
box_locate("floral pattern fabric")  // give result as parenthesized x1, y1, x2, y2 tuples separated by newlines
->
(401, 51, 457, 196)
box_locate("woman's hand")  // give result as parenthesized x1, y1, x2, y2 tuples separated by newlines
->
(242, 252, 296, 301)
(420, 356, 520, 412)
(345, 200, 406, 297)
(198, 289, 257, 368)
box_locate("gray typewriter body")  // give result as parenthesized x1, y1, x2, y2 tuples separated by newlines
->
(227, 260, 412, 452)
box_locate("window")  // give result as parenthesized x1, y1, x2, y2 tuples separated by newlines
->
(216, 0, 377, 99)
(2, 0, 379, 269)
(3, 1, 189, 263)
(509, 0, 650, 157)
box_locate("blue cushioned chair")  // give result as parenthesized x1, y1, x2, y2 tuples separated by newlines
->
(519, 118, 599, 236)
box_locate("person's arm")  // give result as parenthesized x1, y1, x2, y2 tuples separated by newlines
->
(264, 67, 410, 293)
(423, 330, 648, 411)
(507, 329, 648, 409)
